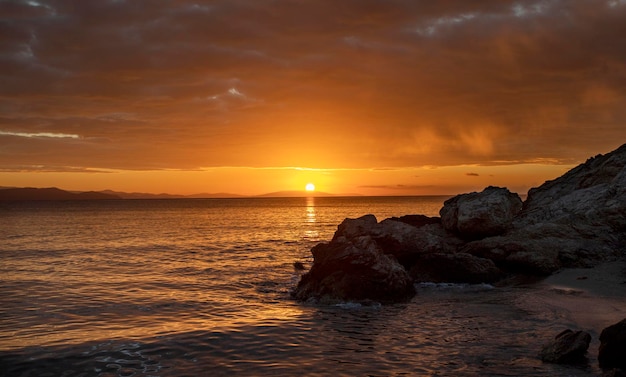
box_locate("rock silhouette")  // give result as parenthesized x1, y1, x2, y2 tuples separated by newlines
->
(293, 143, 626, 303)
(599, 318, 626, 370)
(539, 329, 591, 364)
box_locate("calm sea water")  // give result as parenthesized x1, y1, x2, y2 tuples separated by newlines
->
(1, 196, 624, 376)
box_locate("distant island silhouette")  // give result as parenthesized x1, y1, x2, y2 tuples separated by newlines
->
(0, 187, 121, 201)
(0, 187, 362, 200)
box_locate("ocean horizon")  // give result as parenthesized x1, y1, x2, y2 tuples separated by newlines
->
(1, 196, 623, 376)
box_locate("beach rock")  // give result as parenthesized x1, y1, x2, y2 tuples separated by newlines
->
(293, 144, 626, 303)
(461, 227, 570, 275)
(331, 214, 378, 241)
(331, 215, 463, 268)
(599, 318, 626, 369)
(463, 144, 626, 272)
(540, 329, 591, 364)
(408, 252, 502, 284)
(387, 214, 441, 228)
(440, 186, 522, 239)
(291, 235, 415, 304)
(516, 143, 626, 264)
(603, 368, 626, 377)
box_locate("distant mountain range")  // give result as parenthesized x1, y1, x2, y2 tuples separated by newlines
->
(98, 189, 246, 199)
(0, 187, 121, 201)
(0, 187, 359, 200)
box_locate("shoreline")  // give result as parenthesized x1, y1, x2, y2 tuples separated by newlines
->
(533, 259, 626, 332)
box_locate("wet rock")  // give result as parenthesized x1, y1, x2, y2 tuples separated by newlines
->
(599, 318, 626, 370)
(440, 186, 522, 240)
(539, 329, 591, 364)
(291, 235, 415, 304)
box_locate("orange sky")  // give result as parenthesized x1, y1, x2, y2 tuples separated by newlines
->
(1, 0, 625, 196)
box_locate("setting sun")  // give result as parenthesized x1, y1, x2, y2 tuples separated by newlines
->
(305, 183, 315, 192)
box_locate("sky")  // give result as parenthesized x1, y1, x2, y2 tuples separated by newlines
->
(1, 0, 625, 196)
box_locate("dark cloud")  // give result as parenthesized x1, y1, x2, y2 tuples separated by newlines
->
(466, 173, 480, 177)
(1, 0, 625, 171)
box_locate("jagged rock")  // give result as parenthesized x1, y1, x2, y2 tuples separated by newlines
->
(599, 318, 626, 369)
(387, 214, 441, 228)
(539, 329, 591, 364)
(293, 144, 626, 304)
(440, 186, 522, 239)
(518, 144, 626, 250)
(408, 252, 502, 284)
(461, 227, 582, 275)
(291, 235, 415, 304)
(462, 144, 626, 272)
(331, 215, 462, 268)
(331, 214, 378, 242)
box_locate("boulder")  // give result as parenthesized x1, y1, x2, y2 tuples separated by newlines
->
(463, 144, 626, 272)
(291, 235, 415, 304)
(386, 214, 441, 228)
(460, 224, 607, 275)
(599, 318, 626, 369)
(440, 186, 522, 239)
(408, 252, 502, 284)
(518, 144, 626, 247)
(331, 215, 463, 268)
(539, 329, 591, 364)
(292, 144, 626, 304)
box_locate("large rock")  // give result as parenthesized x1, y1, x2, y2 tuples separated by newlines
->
(519, 144, 626, 240)
(291, 234, 415, 304)
(440, 186, 522, 239)
(408, 252, 502, 284)
(599, 318, 626, 369)
(332, 215, 462, 268)
(293, 144, 626, 303)
(540, 329, 591, 364)
(463, 144, 626, 272)
(460, 222, 614, 274)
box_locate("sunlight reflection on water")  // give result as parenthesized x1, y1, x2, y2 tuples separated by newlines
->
(1, 197, 620, 376)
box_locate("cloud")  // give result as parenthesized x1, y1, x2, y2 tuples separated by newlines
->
(358, 184, 436, 190)
(1, 0, 625, 171)
(0, 130, 79, 139)
(466, 172, 480, 177)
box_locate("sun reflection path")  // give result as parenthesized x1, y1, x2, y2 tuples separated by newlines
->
(304, 196, 319, 240)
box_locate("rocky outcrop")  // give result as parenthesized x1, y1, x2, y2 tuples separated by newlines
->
(463, 144, 626, 273)
(440, 186, 522, 239)
(408, 252, 502, 284)
(539, 329, 591, 364)
(292, 233, 415, 304)
(599, 318, 626, 370)
(292, 144, 626, 304)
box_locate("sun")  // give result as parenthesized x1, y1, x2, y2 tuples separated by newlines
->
(305, 183, 315, 192)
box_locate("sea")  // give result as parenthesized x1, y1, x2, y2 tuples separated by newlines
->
(1, 196, 625, 377)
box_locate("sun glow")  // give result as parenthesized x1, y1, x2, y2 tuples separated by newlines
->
(305, 183, 315, 192)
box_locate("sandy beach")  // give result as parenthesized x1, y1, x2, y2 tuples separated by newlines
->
(525, 259, 626, 362)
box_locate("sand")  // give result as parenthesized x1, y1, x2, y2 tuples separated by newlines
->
(535, 259, 626, 333)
